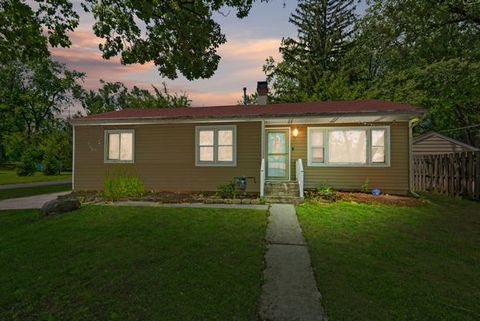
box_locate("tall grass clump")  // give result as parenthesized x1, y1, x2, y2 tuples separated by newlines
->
(104, 166, 145, 200)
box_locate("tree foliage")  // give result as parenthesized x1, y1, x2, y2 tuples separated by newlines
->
(265, 0, 480, 144)
(1, 0, 268, 80)
(0, 59, 84, 139)
(81, 81, 191, 115)
(0, 56, 83, 167)
(265, 0, 357, 100)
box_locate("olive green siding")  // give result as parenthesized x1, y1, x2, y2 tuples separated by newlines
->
(74, 120, 411, 195)
(74, 122, 262, 193)
(266, 123, 411, 195)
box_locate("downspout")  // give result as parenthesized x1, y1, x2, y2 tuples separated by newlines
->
(260, 120, 265, 197)
(72, 124, 75, 192)
(409, 118, 420, 197)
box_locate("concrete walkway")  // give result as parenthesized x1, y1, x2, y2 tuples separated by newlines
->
(259, 204, 326, 321)
(0, 192, 70, 210)
(0, 179, 71, 190)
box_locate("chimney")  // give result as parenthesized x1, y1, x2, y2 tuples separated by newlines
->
(256, 81, 268, 105)
(243, 87, 247, 105)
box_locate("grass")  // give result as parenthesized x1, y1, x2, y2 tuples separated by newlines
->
(0, 169, 71, 185)
(296, 195, 480, 321)
(0, 205, 267, 321)
(0, 184, 72, 200)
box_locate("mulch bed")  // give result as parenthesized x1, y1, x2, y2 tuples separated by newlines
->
(336, 192, 428, 207)
(305, 190, 428, 207)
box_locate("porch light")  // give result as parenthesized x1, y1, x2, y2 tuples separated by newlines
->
(292, 128, 299, 137)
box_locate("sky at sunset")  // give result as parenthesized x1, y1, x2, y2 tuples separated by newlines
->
(51, 1, 366, 107)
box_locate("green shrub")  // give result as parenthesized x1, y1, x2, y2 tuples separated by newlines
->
(217, 181, 238, 199)
(104, 173, 145, 201)
(317, 185, 333, 195)
(43, 155, 63, 175)
(41, 129, 72, 171)
(305, 184, 339, 202)
(16, 149, 38, 176)
(361, 178, 370, 193)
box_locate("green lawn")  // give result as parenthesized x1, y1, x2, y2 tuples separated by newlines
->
(0, 206, 267, 321)
(0, 169, 71, 185)
(297, 195, 480, 321)
(0, 183, 72, 200)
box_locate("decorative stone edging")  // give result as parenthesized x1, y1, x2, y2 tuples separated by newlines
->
(73, 193, 265, 206)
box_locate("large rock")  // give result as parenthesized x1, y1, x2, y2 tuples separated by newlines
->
(41, 197, 81, 216)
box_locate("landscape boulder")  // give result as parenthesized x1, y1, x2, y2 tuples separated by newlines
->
(41, 197, 81, 216)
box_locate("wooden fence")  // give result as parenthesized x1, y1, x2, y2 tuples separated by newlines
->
(413, 151, 480, 199)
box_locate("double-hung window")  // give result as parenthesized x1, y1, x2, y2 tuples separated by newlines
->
(104, 129, 135, 163)
(309, 129, 325, 164)
(371, 129, 386, 163)
(307, 126, 389, 166)
(196, 126, 236, 166)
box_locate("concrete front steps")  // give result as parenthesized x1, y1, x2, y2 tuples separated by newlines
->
(264, 181, 304, 204)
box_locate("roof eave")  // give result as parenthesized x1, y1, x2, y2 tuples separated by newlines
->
(70, 109, 425, 125)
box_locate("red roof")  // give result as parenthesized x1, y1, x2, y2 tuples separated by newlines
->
(76, 100, 422, 121)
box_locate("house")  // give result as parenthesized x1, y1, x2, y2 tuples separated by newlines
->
(413, 131, 479, 155)
(71, 83, 424, 196)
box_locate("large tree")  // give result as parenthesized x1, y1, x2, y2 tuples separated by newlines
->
(0, 57, 83, 166)
(352, 0, 480, 143)
(265, 0, 480, 144)
(0, 59, 84, 139)
(1, 0, 269, 80)
(265, 0, 357, 100)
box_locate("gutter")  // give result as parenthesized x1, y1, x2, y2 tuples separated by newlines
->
(70, 110, 426, 126)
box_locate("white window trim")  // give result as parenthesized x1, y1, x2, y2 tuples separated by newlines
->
(307, 126, 391, 167)
(195, 125, 237, 167)
(104, 129, 135, 164)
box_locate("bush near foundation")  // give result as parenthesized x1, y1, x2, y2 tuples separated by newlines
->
(104, 166, 145, 200)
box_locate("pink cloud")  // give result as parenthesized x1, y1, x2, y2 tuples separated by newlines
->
(50, 30, 155, 82)
(219, 38, 281, 62)
(189, 91, 242, 107)
(50, 29, 280, 106)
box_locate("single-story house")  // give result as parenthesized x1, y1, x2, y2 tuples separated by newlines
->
(71, 86, 424, 196)
(413, 131, 479, 155)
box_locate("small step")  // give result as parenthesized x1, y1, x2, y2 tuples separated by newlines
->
(265, 181, 301, 198)
(264, 196, 304, 204)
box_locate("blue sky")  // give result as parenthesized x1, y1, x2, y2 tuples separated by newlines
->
(52, 1, 366, 107)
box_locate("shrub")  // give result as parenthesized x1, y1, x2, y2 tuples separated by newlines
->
(361, 178, 370, 193)
(43, 155, 63, 175)
(305, 184, 340, 202)
(16, 149, 38, 176)
(217, 181, 238, 199)
(41, 129, 72, 171)
(104, 173, 145, 200)
(318, 185, 338, 201)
